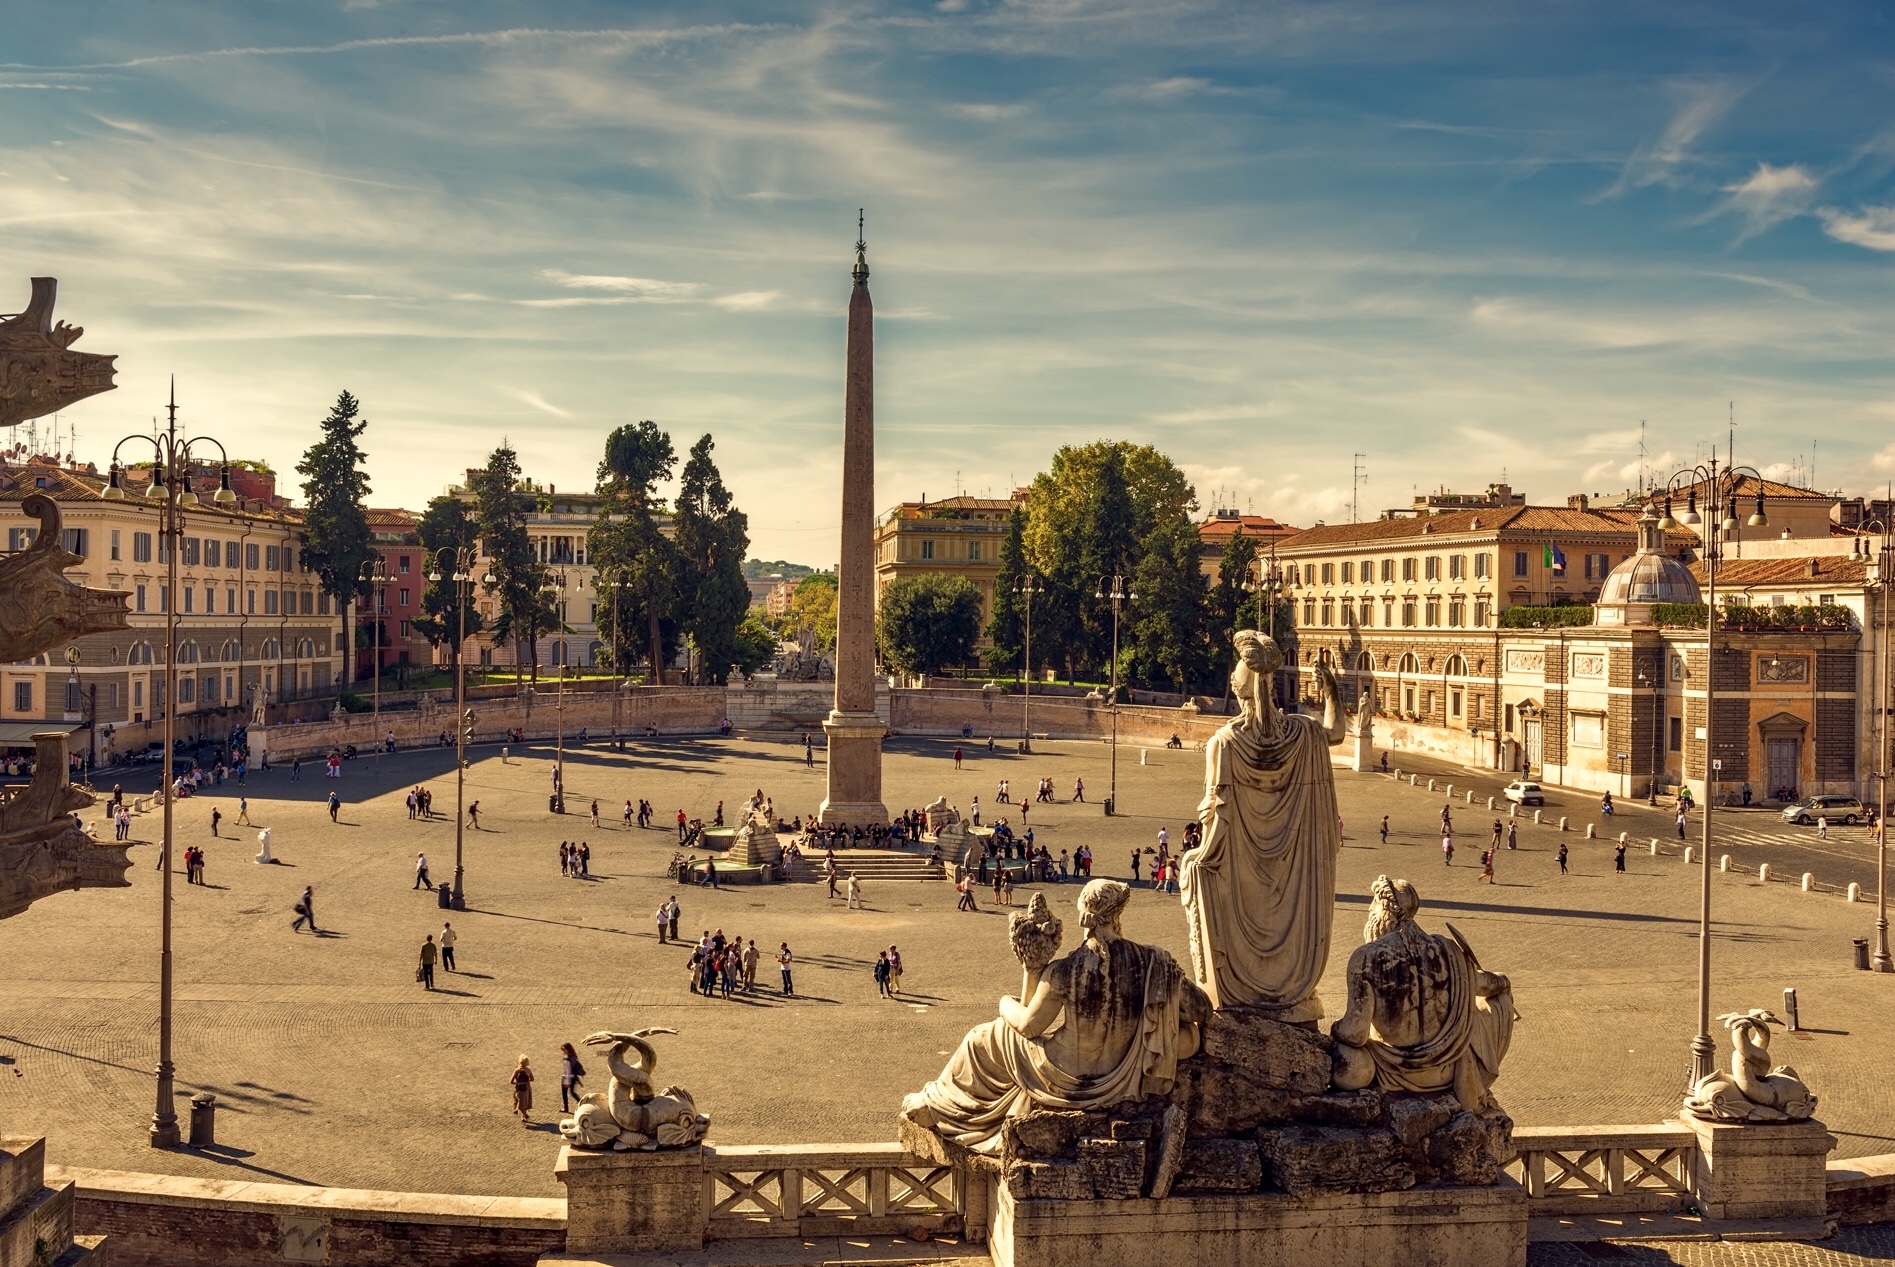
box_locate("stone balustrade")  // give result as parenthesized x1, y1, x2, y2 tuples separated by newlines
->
(1508, 1125, 1697, 1217)
(702, 1142, 966, 1241)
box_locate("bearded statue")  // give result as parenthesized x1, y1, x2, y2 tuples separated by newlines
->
(1330, 875, 1518, 1112)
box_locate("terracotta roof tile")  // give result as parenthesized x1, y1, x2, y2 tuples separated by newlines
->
(1278, 505, 1646, 550)
(1686, 556, 1869, 587)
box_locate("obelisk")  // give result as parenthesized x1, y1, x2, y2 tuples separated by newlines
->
(819, 215, 889, 826)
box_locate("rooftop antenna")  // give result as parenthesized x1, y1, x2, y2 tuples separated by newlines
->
(1351, 453, 1368, 524)
(1727, 401, 1735, 477)
(1638, 420, 1647, 495)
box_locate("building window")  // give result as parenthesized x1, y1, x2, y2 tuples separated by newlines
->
(6, 528, 36, 551)
(245, 543, 260, 570)
(1359, 600, 1373, 625)
(1450, 689, 1463, 719)
(1376, 559, 1390, 582)
(1473, 600, 1489, 626)
(204, 539, 220, 567)
(111, 529, 122, 561)
(60, 528, 87, 557)
(1584, 552, 1611, 580)
(1504, 703, 1515, 732)
(1424, 689, 1435, 715)
(399, 555, 411, 574)
(1340, 561, 1353, 583)
(1448, 554, 1465, 581)
(12, 681, 30, 712)
(265, 591, 278, 615)
(1669, 716, 1683, 752)
(1401, 557, 1416, 582)
(398, 588, 410, 607)
(183, 587, 194, 614)
(1513, 550, 1529, 577)
(1321, 562, 1335, 584)
(1302, 600, 1316, 625)
(968, 542, 982, 562)
(133, 681, 144, 709)
(1321, 601, 1334, 626)
(1424, 556, 1441, 581)
(318, 593, 330, 615)
(265, 545, 280, 571)
(247, 589, 256, 614)
(65, 680, 81, 712)
(400, 620, 411, 638)
(1382, 601, 1394, 626)
(920, 539, 934, 560)
(135, 584, 147, 613)
(179, 677, 194, 703)
(133, 532, 153, 563)
(1448, 600, 1465, 627)
(181, 537, 200, 566)
(1425, 599, 1441, 626)
(227, 540, 239, 569)
(1475, 552, 1491, 579)
(1401, 600, 1416, 627)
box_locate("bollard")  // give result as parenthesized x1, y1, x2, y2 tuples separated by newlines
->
(1445, 784, 1454, 797)
(1802, 872, 1815, 892)
(1466, 791, 1474, 804)
(1140, 749, 1148, 766)
(1685, 846, 1695, 864)
(189, 1093, 217, 1147)
(1559, 816, 1569, 831)
(1409, 774, 1417, 786)
(1719, 854, 1731, 872)
(1533, 810, 1542, 824)
(1758, 862, 1772, 883)
(1849, 882, 1863, 902)
(1783, 987, 1799, 1031)
(1428, 779, 1436, 791)
(1650, 838, 1660, 855)
(1509, 803, 1517, 818)
(1856, 938, 1872, 970)
(1488, 797, 1496, 810)
(1586, 823, 1596, 839)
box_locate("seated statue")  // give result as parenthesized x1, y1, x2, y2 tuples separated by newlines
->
(902, 879, 1210, 1155)
(559, 1029, 709, 1151)
(1330, 876, 1517, 1112)
(924, 796, 960, 838)
(1684, 1010, 1817, 1123)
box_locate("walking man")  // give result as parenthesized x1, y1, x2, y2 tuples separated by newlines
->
(236, 795, 252, 826)
(1379, 815, 1389, 845)
(414, 853, 433, 890)
(1073, 777, 1085, 803)
(327, 790, 340, 822)
(953, 746, 963, 770)
(846, 871, 863, 909)
(210, 806, 222, 837)
(468, 800, 481, 830)
(1441, 830, 1453, 865)
(742, 937, 760, 992)
(1676, 808, 1687, 839)
(418, 934, 438, 990)
(667, 896, 681, 942)
(778, 942, 795, 996)
(292, 885, 317, 933)
(1557, 841, 1569, 875)
(440, 921, 457, 971)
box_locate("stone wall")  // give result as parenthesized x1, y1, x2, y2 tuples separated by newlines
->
(253, 686, 726, 762)
(49, 1166, 564, 1267)
(889, 688, 1226, 748)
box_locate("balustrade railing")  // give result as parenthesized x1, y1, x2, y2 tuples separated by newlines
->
(703, 1143, 964, 1239)
(1509, 1125, 1697, 1216)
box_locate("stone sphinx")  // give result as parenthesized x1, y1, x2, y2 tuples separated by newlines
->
(901, 879, 1210, 1161)
(559, 1029, 709, 1151)
(1331, 876, 1517, 1112)
(1683, 1009, 1817, 1123)
(1179, 630, 1346, 1020)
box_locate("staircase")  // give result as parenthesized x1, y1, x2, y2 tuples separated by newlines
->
(797, 847, 945, 882)
(0, 1136, 105, 1267)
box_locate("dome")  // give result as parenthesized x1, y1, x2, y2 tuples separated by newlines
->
(1595, 506, 1699, 625)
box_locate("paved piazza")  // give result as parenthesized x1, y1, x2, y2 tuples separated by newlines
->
(2, 734, 1892, 1200)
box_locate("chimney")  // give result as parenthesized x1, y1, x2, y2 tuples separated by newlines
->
(1806, 559, 1820, 578)
(1566, 493, 1590, 510)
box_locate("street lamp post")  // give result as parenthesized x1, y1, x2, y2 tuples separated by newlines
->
(1863, 514, 1893, 973)
(1655, 453, 1769, 1083)
(359, 558, 387, 767)
(1638, 663, 1663, 806)
(1015, 574, 1043, 754)
(427, 547, 479, 909)
(102, 382, 238, 1149)
(554, 663, 567, 814)
(1095, 573, 1134, 815)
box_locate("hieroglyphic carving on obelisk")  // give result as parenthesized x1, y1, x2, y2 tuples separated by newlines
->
(818, 216, 889, 826)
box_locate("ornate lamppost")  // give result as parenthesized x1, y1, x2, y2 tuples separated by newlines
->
(1015, 573, 1043, 754)
(426, 546, 481, 909)
(102, 383, 238, 1148)
(1862, 514, 1893, 973)
(1654, 454, 1768, 1082)
(1095, 573, 1134, 815)
(359, 558, 387, 767)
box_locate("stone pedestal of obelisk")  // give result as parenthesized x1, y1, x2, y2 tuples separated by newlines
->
(819, 224, 889, 826)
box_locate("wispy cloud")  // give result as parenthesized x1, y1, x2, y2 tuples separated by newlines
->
(1818, 205, 1895, 251)
(1712, 162, 1819, 238)
(947, 102, 1029, 121)
(538, 270, 703, 299)
(508, 389, 571, 418)
(712, 290, 782, 311)
(1602, 80, 1745, 197)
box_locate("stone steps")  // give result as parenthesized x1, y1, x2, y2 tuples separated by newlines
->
(801, 849, 945, 881)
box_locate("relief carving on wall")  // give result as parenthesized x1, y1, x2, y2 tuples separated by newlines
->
(1570, 652, 1606, 679)
(1504, 650, 1544, 674)
(1757, 655, 1810, 684)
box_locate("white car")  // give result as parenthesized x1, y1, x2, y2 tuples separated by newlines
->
(1502, 781, 1545, 806)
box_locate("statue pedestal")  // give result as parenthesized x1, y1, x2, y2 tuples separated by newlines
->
(990, 1178, 1526, 1267)
(554, 1145, 704, 1255)
(1680, 1116, 1833, 1222)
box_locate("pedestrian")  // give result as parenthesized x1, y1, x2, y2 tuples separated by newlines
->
(1614, 842, 1627, 872)
(236, 795, 252, 826)
(558, 1042, 585, 1113)
(1480, 849, 1494, 884)
(590, 800, 600, 827)
(469, 800, 481, 829)
(1676, 809, 1687, 840)
(418, 934, 438, 990)
(715, 800, 725, 827)
(742, 937, 760, 992)
(956, 873, 977, 911)
(1817, 816, 1829, 840)
(578, 841, 590, 876)
(1379, 815, 1389, 845)
(414, 852, 433, 890)
(846, 871, 863, 909)
(888, 945, 903, 994)
(1441, 831, 1453, 865)
(290, 757, 301, 782)
(702, 857, 719, 889)
(1557, 841, 1569, 875)
(210, 806, 222, 837)
(1490, 821, 1503, 853)
(778, 942, 795, 996)
(1130, 849, 1140, 882)
(656, 903, 671, 944)
(407, 790, 418, 820)
(510, 1056, 534, 1123)
(1506, 821, 1518, 850)
(676, 809, 689, 842)
(1073, 777, 1085, 803)
(827, 860, 840, 900)
(667, 896, 681, 941)
(440, 921, 458, 971)
(291, 885, 317, 933)
(327, 790, 340, 822)
(874, 951, 892, 998)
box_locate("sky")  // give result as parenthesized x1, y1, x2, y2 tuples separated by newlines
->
(4, 2, 1895, 566)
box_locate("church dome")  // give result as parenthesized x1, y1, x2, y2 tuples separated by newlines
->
(1595, 506, 1699, 625)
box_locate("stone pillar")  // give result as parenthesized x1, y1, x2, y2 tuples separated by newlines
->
(820, 224, 889, 825)
(554, 1145, 706, 1255)
(1680, 1116, 1834, 1222)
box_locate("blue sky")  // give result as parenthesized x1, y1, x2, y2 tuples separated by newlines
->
(4, 2, 1894, 564)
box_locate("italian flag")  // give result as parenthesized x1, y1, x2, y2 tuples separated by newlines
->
(1542, 542, 1566, 573)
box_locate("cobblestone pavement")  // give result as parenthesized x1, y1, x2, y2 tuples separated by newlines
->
(1528, 1223, 1895, 1263)
(2, 735, 1891, 1198)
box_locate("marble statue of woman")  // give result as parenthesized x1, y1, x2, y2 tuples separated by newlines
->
(901, 879, 1210, 1155)
(1178, 630, 1346, 1020)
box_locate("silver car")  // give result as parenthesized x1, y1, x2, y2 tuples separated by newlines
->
(1780, 795, 1864, 826)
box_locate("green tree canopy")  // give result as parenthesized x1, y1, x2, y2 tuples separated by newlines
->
(983, 505, 1030, 672)
(877, 573, 983, 677)
(673, 434, 751, 685)
(413, 493, 485, 651)
(782, 572, 838, 650)
(732, 611, 779, 678)
(295, 390, 375, 611)
(468, 441, 547, 679)
(591, 420, 676, 683)
(1130, 519, 1210, 693)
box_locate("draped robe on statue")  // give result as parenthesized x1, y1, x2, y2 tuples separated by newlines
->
(1178, 711, 1341, 1019)
(906, 936, 1197, 1154)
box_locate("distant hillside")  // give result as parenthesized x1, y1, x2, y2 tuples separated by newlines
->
(745, 558, 817, 580)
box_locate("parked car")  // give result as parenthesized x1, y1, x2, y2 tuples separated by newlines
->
(1781, 795, 1864, 826)
(1502, 781, 1545, 806)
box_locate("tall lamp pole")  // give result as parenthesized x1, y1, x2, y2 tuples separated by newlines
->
(1016, 573, 1043, 754)
(103, 382, 238, 1149)
(1656, 454, 1768, 1082)
(428, 546, 481, 909)
(1865, 513, 1893, 973)
(1095, 573, 1134, 815)
(359, 558, 387, 766)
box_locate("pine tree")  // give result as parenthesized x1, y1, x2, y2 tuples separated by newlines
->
(673, 434, 751, 685)
(468, 442, 546, 681)
(1207, 529, 1259, 688)
(413, 494, 485, 653)
(296, 391, 374, 684)
(1131, 518, 1210, 692)
(592, 421, 676, 683)
(983, 506, 1029, 673)
(1076, 448, 1140, 676)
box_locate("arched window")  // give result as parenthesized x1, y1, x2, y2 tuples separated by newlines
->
(261, 639, 280, 660)
(1444, 654, 1468, 677)
(130, 642, 154, 665)
(1355, 651, 1375, 672)
(298, 638, 315, 659)
(178, 641, 200, 665)
(1397, 652, 1418, 674)
(222, 640, 240, 663)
